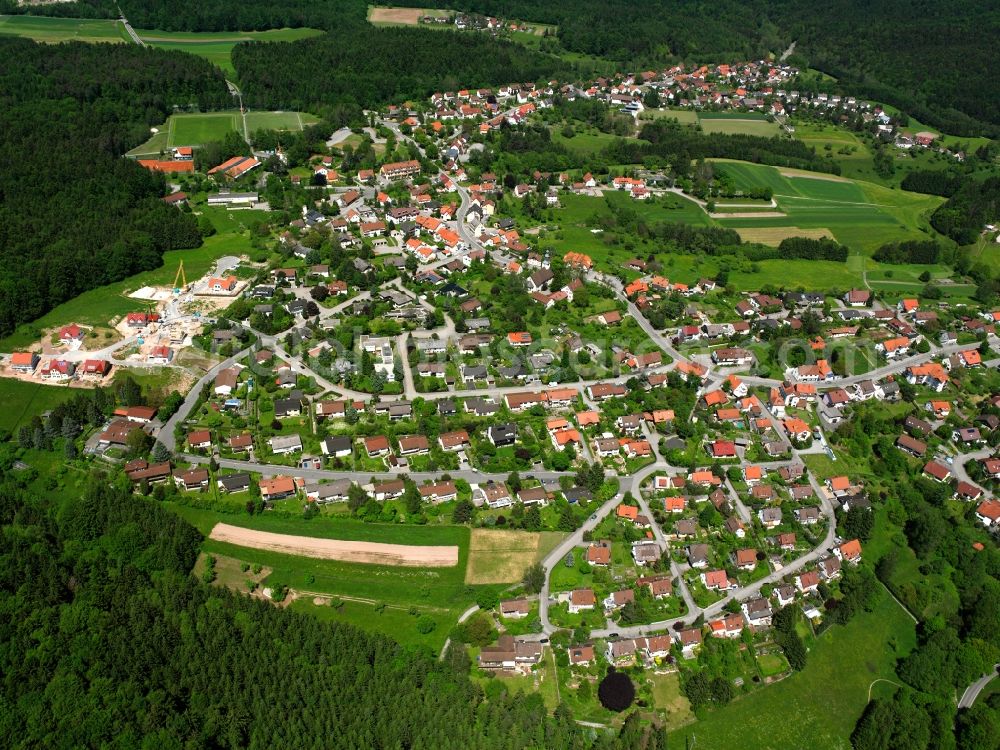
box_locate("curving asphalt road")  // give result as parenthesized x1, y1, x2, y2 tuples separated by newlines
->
(959, 664, 999, 709)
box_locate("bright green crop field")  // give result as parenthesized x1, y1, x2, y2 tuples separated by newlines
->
(709, 161, 944, 252)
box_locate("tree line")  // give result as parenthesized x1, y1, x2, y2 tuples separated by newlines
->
(0, 38, 230, 337)
(929, 175, 1000, 245)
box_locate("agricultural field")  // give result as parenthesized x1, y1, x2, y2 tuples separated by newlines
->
(670, 590, 917, 749)
(367, 6, 449, 26)
(165, 503, 497, 624)
(0, 14, 125, 43)
(465, 528, 565, 584)
(136, 27, 323, 75)
(709, 160, 944, 253)
(734, 226, 833, 245)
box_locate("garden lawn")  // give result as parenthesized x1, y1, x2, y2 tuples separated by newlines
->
(670, 589, 917, 750)
(649, 672, 695, 730)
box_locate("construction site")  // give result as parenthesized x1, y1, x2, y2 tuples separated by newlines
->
(1, 258, 243, 388)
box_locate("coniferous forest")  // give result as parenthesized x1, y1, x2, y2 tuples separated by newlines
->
(0, 474, 667, 750)
(0, 38, 230, 337)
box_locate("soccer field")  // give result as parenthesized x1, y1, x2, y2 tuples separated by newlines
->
(169, 112, 241, 145)
(127, 110, 319, 155)
(246, 111, 319, 132)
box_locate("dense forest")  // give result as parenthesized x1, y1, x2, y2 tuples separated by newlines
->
(0, 471, 668, 749)
(929, 176, 1000, 245)
(231, 27, 572, 112)
(0, 38, 230, 337)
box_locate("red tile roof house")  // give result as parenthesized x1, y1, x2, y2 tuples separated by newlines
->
(419, 482, 457, 503)
(568, 588, 596, 614)
(9, 352, 39, 373)
(568, 645, 595, 666)
(187, 430, 212, 450)
(260, 476, 296, 501)
(586, 541, 611, 566)
(364, 435, 391, 457)
(733, 548, 758, 571)
(79, 359, 110, 379)
(679, 628, 703, 658)
(398, 435, 429, 455)
(40, 359, 75, 380)
(836, 539, 863, 564)
(439, 430, 471, 451)
(708, 440, 737, 458)
(922, 460, 952, 482)
(175, 468, 210, 491)
(59, 323, 85, 344)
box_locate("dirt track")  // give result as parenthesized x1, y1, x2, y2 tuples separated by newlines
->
(209, 523, 459, 567)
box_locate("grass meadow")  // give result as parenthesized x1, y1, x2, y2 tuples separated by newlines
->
(0, 14, 125, 43)
(698, 112, 781, 138)
(0, 379, 78, 432)
(136, 27, 322, 75)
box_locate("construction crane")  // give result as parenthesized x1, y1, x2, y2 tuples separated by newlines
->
(173, 260, 187, 294)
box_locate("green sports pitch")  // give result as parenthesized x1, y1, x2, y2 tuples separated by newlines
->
(127, 110, 320, 156)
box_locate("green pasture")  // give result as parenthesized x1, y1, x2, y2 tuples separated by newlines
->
(698, 116, 780, 138)
(0, 14, 126, 43)
(0, 380, 78, 432)
(138, 28, 323, 75)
